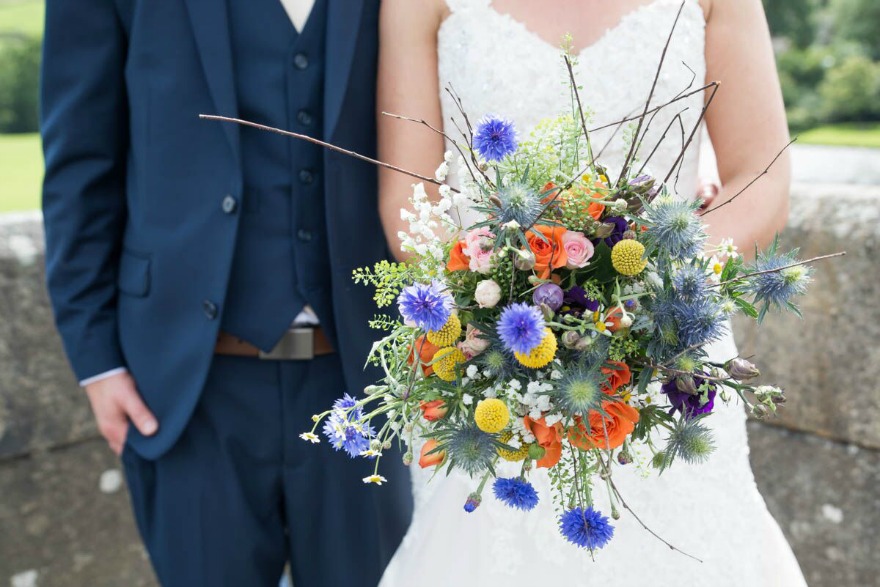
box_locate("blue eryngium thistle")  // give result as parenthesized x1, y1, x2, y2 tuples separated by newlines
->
(493, 477, 540, 511)
(436, 423, 499, 477)
(558, 507, 615, 549)
(747, 238, 811, 322)
(496, 182, 545, 228)
(397, 281, 452, 332)
(672, 263, 711, 302)
(642, 198, 706, 261)
(650, 292, 727, 356)
(552, 361, 606, 415)
(658, 415, 716, 471)
(473, 115, 518, 162)
(496, 303, 546, 355)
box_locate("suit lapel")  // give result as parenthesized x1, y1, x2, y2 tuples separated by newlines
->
(324, 0, 366, 140)
(183, 0, 241, 165)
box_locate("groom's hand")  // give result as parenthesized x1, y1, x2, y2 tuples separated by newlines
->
(84, 372, 158, 455)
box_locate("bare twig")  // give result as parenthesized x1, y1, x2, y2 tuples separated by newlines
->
(636, 110, 688, 177)
(662, 81, 720, 185)
(199, 114, 457, 191)
(701, 138, 797, 216)
(617, 0, 688, 186)
(589, 82, 719, 133)
(714, 251, 847, 287)
(564, 54, 595, 168)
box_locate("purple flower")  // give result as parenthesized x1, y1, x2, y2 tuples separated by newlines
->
(493, 477, 539, 511)
(601, 216, 629, 247)
(662, 374, 717, 418)
(560, 286, 600, 317)
(397, 281, 452, 332)
(559, 507, 614, 549)
(533, 283, 564, 312)
(496, 303, 546, 355)
(473, 115, 518, 162)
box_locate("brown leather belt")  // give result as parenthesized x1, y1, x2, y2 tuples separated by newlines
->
(215, 327, 334, 360)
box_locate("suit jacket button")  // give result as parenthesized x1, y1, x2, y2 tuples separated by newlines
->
(293, 52, 309, 70)
(203, 300, 218, 320)
(221, 195, 238, 214)
(298, 169, 314, 185)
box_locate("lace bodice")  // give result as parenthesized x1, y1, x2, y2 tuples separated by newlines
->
(438, 0, 707, 197)
(381, 2, 807, 585)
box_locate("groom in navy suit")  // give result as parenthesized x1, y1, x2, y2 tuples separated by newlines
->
(40, 0, 411, 584)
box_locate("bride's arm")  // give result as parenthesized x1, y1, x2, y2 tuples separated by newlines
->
(377, 0, 448, 261)
(702, 0, 791, 258)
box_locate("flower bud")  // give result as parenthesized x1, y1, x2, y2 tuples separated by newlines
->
(725, 358, 760, 381)
(514, 249, 536, 270)
(383, 440, 392, 450)
(464, 492, 482, 513)
(402, 452, 413, 466)
(611, 505, 621, 520)
(528, 443, 546, 461)
(475, 279, 502, 308)
(593, 222, 615, 239)
(619, 314, 633, 328)
(617, 449, 633, 465)
(533, 282, 564, 311)
(622, 230, 637, 240)
(539, 303, 555, 321)
(561, 331, 583, 349)
(675, 375, 698, 395)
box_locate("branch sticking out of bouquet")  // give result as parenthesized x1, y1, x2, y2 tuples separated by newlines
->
(198, 114, 458, 192)
(617, 0, 688, 186)
(701, 137, 797, 216)
(662, 81, 719, 186)
(564, 54, 595, 169)
(714, 251, 847, 288)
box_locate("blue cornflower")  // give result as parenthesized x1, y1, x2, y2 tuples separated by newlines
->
(496, 303, 546, 355)
(473, 115, 518, 162)
(643, 198, 706, 261)
(747, 243, 810, 320)
(322, 396, 376, 458)
(398, 281, 453, 332)
(559, 506, 615, 549)
(492, 477, 539, 511)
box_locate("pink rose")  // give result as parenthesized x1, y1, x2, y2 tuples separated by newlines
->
(458, 324, 491, 360)
(464, 228, 495, 274)
(562, 230, 594, 269)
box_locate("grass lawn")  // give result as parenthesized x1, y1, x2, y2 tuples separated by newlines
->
(0, 0, 43, 38)
(0, 133, 42, 212)
(796, 122, 880, 149)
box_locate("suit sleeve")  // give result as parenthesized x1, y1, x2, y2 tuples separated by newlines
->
(41, 0, 129, 382)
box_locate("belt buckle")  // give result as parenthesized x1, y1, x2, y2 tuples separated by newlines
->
(259, 328, 315, 360)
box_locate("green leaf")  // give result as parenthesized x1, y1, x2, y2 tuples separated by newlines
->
(734, 297, 759, 319)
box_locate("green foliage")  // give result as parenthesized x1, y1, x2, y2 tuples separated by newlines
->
(763, 0, 820, 48)
(818, 54, 880, 122)
(0, 35, 40, 133)
(352, 260, 413, 308)
(829, 0, 880, 59)
(0, 132, 42, 211)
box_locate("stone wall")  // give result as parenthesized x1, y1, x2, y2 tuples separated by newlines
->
(1, 184, 878, 586)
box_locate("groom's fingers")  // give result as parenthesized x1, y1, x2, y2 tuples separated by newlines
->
(121, 387, 159, 437)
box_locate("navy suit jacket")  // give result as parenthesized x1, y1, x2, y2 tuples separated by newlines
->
(41, 0, 391, 461)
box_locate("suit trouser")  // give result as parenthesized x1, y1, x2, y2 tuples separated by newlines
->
(121, 353, 391, 587)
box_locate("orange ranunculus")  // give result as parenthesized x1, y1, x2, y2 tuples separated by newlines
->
(568, 401, 640, 450)
(526, 225, 568, 280)
(523, 416, 563, 468)
(587, 201, 606, 220)
(447, 240, 470, 272)
(408, 335, 440, 376)
(419, 439, 446, 468)
(419, 399, 448, 422)
(601, 361, 632, 394)
(540, 182, 561, 205)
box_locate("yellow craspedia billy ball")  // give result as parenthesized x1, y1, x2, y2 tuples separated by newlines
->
(427, 313, 462, 347)
(497, 431, 530, 461)
(432, 346, 466, 382)
(611, 239, 647, 276)
(514, 327, 557, 369)
(474, 398, 510, 434)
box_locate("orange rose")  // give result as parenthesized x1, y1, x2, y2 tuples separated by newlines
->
(526, 225, 568, 280)
(419, 399, 448, 422)
(568, 401, 640, 450)
(419, 438, 446, 468)
(408, 335, 440, 376)
(587, 201, 606, 221)
(523, 416, 563, 468)
(447, 240, 470, 272)
(601, 361, 632, 394)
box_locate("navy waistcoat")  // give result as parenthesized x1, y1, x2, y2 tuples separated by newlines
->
(222, 0, 330, 350)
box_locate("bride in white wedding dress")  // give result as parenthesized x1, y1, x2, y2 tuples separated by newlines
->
(376, 0, 807, 585)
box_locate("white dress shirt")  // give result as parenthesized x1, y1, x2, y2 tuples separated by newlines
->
(81, 0, 319, 387)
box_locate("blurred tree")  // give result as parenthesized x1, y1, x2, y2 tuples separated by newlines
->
(0, 36, 41, 133)
(818, 54, 880, 121)
(829, 0, 880, 59)
(763, 0, 821, 48)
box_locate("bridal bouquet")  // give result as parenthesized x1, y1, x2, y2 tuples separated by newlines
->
(296, 73, 831, 553)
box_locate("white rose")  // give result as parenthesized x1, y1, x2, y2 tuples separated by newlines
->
(474, 279, 502, 308)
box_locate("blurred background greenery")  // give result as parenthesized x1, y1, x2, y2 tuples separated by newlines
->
(0, 0, 878, 212)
